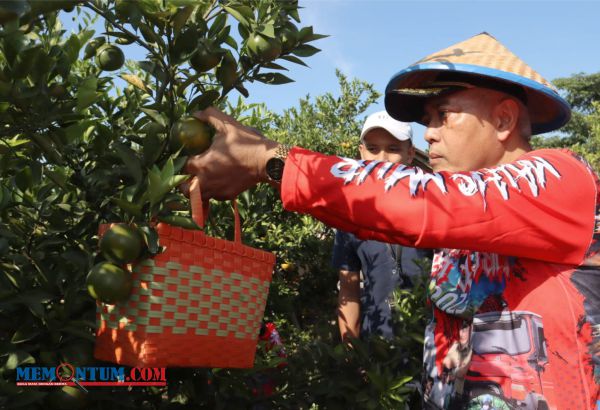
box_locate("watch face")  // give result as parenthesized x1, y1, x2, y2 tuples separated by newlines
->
(266, 157, 285, 182)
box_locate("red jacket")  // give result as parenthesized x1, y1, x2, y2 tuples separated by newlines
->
(281, 147, 599, 410)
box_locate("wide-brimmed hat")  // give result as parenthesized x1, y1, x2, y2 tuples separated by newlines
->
(360, 110, 412, 143)
(384, 32, 571, 135)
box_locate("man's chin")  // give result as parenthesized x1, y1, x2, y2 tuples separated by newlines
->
(429, 159, 446, 173)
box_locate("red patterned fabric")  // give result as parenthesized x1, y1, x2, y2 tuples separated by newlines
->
(281, 147, 600, 409)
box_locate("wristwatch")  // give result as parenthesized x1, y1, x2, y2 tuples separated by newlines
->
(265, 144, 292, 183)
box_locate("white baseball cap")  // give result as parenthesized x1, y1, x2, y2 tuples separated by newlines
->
(360, 110, 412, 143)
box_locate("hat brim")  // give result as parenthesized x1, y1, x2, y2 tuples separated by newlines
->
(360, 125, 412, 142)
(384, 63, 571, 135)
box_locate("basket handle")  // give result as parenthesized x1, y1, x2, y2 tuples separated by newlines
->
(189, 176, 242, 244)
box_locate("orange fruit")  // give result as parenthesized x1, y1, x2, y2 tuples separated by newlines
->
(170, 117, 213, 155)
(247, 33, 282, 62)
(99, 224, 143, 264)
(95, 44, 125, 71)
(86, 262, 133, 304)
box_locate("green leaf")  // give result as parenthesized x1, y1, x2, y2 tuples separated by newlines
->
(76, 76, 98, 111)
(224, 35, 238, 50)
(390, 375, 413, 391)
(45, 169, 69, 191)
(289, 8, 300, 22)
(17, 290, 53, 319)
(60, 323, 95, 342)
(237, 22, 250, 40)
(172, 6, 195, 35)
(188, 90, 220, 112)
(4, 351, 35, 371)
(146, 167, 167, 206)
(140, 108, 167, 128)
(138, 225, 160, 254)
(298, 26, 315, 42)
(304, 33, 329, 42)
(280, 54, 309, 67)
(262, 62, 288, 71)
(235, 83, 249, 98)
(208, 12, 227, 38)
(11, 324, 39, 344)
(214, 25, 231, 46)
(166, 175, 189, 191)
(31, 52, 55, 82)
(12, 46, 42, 79)
(157, 215, 201, 230)
(114, 143, 143, 183)
(77, 29, 95, 46)
(170, 24, 199, 63)
(255, 73, 294, 85)
(143, 129, 164, 166)
(139, 23, 161, 44)
(292, 44, 321, 57)
(260, 24, 275, 38)
(62, 34, 81, 64)
(111, 198, 143, 218)
(223, 5, 250, 26)
(138, 60, 167, 83)
(63, 120, 96, 144)
(161, 157, 175, 180)
(173, 156, 187, 173)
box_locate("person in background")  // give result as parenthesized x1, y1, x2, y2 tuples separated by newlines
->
(333, 111, 429, 341)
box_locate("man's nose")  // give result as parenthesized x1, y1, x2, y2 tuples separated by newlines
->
(375, 151, 389, 162)
(424, 127, 439, 145)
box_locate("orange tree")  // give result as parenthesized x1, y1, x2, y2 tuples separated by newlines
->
(532, 72, 600, 172)
(0, 0, 325, 408)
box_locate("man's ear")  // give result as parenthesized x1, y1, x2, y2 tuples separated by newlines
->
(493, 98, 520, 142)
(358, 143, 367, 160)
(406, 144, 416, 165)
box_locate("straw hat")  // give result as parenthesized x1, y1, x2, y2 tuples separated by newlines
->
(384, 32, 571, 135)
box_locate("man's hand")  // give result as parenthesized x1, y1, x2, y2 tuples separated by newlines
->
(184, 107, 279, 200)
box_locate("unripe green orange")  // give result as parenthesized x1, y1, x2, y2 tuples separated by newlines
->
(247, 33, 282, 62)
(170, 117, 213, 155)
(189, 42, 222, 73)
(86, 262, 133, 304)
(95, 44, 125, 71)
(100, 224, 143, 264)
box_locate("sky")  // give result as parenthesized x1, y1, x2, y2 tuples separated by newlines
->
(240, 0, 600, 149)
(63, 1, 600, 150)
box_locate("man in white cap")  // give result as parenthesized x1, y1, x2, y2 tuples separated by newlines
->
(333, 111, 428, 341)
(186, 33, 599, 409)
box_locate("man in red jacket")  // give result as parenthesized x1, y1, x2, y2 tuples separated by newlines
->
(186, 33, 599, 409)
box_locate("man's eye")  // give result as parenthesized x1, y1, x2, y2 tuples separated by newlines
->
(388, 147, 401, 153)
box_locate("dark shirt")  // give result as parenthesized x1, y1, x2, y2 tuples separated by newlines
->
(332, 230, 429, 339)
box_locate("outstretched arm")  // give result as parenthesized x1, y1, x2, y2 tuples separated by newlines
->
(185, 108, 597, 265)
